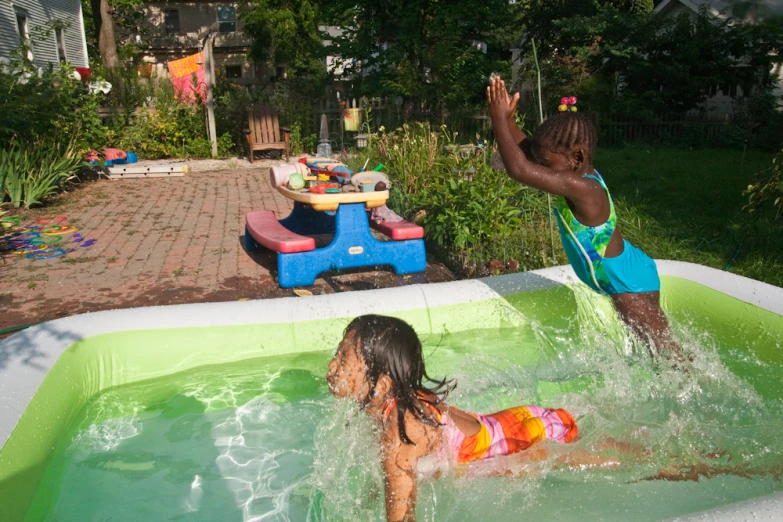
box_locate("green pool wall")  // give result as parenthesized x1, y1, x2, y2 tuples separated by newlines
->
(0, 297, 527, 521)
(1, 271, 782, 521)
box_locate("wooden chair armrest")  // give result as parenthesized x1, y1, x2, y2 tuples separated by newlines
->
(280, 127, 291, 133)
(242, 129, 252, 135)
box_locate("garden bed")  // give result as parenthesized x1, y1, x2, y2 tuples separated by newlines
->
(346, 124, 781, 286)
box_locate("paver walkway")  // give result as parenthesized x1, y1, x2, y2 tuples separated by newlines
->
(0, 162, 453, 331)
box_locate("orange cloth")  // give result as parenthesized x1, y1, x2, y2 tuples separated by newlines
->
(167, 53, 206, 103)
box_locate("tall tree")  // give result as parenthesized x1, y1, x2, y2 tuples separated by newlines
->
(89, 0, 119, 67)
(322, 0, 524, 115)
(241, 0, 327, 94)
(518, 1, 781, 117)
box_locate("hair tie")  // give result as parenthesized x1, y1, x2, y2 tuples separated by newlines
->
(558, 96, 578, 112)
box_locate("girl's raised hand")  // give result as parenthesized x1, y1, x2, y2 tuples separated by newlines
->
(486, 76, 519, 123)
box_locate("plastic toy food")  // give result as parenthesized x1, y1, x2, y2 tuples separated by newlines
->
(288, 173, 305, 190)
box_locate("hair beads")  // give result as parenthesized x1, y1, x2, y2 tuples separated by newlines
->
(558, 96, 578, 112)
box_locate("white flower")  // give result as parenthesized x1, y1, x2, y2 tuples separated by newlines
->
(89, 80, 112, 94)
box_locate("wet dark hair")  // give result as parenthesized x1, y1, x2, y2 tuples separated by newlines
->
(531, 112, 598, 163)
(345, 314, 455, 444)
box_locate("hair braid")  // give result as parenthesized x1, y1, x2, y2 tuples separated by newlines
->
(532, 112, 598, 163)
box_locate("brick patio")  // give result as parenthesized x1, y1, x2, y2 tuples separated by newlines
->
(0, 163, 453, 331)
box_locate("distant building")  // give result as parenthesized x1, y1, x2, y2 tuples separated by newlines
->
(320, 25, 351, 80)
(653, 0, 783, 115)
(0, 0, 89, 69)
(138, 2, 281, 85)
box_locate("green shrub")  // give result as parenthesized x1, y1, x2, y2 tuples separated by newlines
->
(182, 133, 235, 159)
(745, 149, 783, 221)
(306, 133, 318, 154)
(109, 79, 239, 159)
(354, 122, 561, 272)
(0, 141, 83, 208)
(290, 125, 303, 156)
(0, 60, 106, 151)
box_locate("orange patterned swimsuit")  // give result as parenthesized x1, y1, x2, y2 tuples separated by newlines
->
(442, 405, 579, 465)
(384, 395, 578, 465)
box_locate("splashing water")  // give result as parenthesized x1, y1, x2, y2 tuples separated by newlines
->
(31, 299, 783, 521)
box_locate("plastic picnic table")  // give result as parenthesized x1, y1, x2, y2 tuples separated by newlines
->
(245, 187, 426, 288)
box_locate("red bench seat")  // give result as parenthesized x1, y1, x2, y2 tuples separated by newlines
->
(370, 220, 424, 240)
(246, 210, 315, 253)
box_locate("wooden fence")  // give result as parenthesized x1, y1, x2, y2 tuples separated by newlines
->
(304, 97, 492, 148)
(595, 118, 737, 147)
(300, 97, 741, 149)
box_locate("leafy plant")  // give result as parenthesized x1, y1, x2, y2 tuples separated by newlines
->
(290, 125, 303, 156)
(1, 141, 83, 208)
(306, 134, 318, 154)
(1, 53, 106, 151)
(745, 149, 783, 220)
(351, 122, 558, 272)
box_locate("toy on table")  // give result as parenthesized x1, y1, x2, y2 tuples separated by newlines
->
(369, 181, 404, 224)
(288, 173, 305, 190)
(301, 157, 353, 185)
(351, 171, 390, 189)
(307, 183, 340, 194)
(270, 162, 310, 188)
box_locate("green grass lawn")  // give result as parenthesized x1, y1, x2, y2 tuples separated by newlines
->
(597, 147, 782, 287)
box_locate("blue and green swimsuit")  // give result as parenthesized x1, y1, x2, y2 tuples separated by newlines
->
(553, 171, 660, 295)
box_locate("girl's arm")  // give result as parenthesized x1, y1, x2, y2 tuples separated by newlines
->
(507, 114, 528, 149)
(382, 442, 421, 522)
(381, 413, 433, 522)
(487, 77, 591, 201)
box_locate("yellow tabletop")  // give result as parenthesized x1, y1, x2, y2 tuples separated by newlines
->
(276, 186, 389, 212)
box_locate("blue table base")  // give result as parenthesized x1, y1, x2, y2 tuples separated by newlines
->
(248, 202, 426, 288)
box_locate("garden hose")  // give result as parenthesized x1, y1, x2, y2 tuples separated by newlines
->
(0, 321, 42, 337)
(723, 243, 742, 271)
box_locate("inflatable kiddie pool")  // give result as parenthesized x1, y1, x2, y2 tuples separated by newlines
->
(1, 261, 782, 521)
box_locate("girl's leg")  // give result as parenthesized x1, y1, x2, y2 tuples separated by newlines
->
(610, 291, 684, 359)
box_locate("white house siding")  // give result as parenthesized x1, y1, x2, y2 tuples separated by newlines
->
(0, 0, 88, 68)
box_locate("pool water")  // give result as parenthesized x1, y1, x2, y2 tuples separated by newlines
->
(29, 317, 783, 522)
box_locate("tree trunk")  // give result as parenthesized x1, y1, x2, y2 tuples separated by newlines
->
(90, 0, 119, 68)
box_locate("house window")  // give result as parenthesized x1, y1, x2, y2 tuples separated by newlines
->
(164, 10, 180, 35)
(720, 82, 738, 98)
(741, 80, 752, 98)
(16, 13, 29, 45)
(55, 28, 67, 63)
(15, 11, 32, 61)
(225, 64, 242, 79)
(217, 6, 236, 33)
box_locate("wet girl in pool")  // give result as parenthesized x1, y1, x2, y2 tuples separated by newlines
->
(486, 76, 683, 360)
(326, 315, 580, 522)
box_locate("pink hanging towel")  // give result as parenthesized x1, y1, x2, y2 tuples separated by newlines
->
(167, 52, 206, 104)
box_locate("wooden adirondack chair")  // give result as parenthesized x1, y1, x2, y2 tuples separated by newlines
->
(244, 104, 290, 163)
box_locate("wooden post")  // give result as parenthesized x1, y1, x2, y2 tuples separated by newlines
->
(203, 36, 218, 159)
